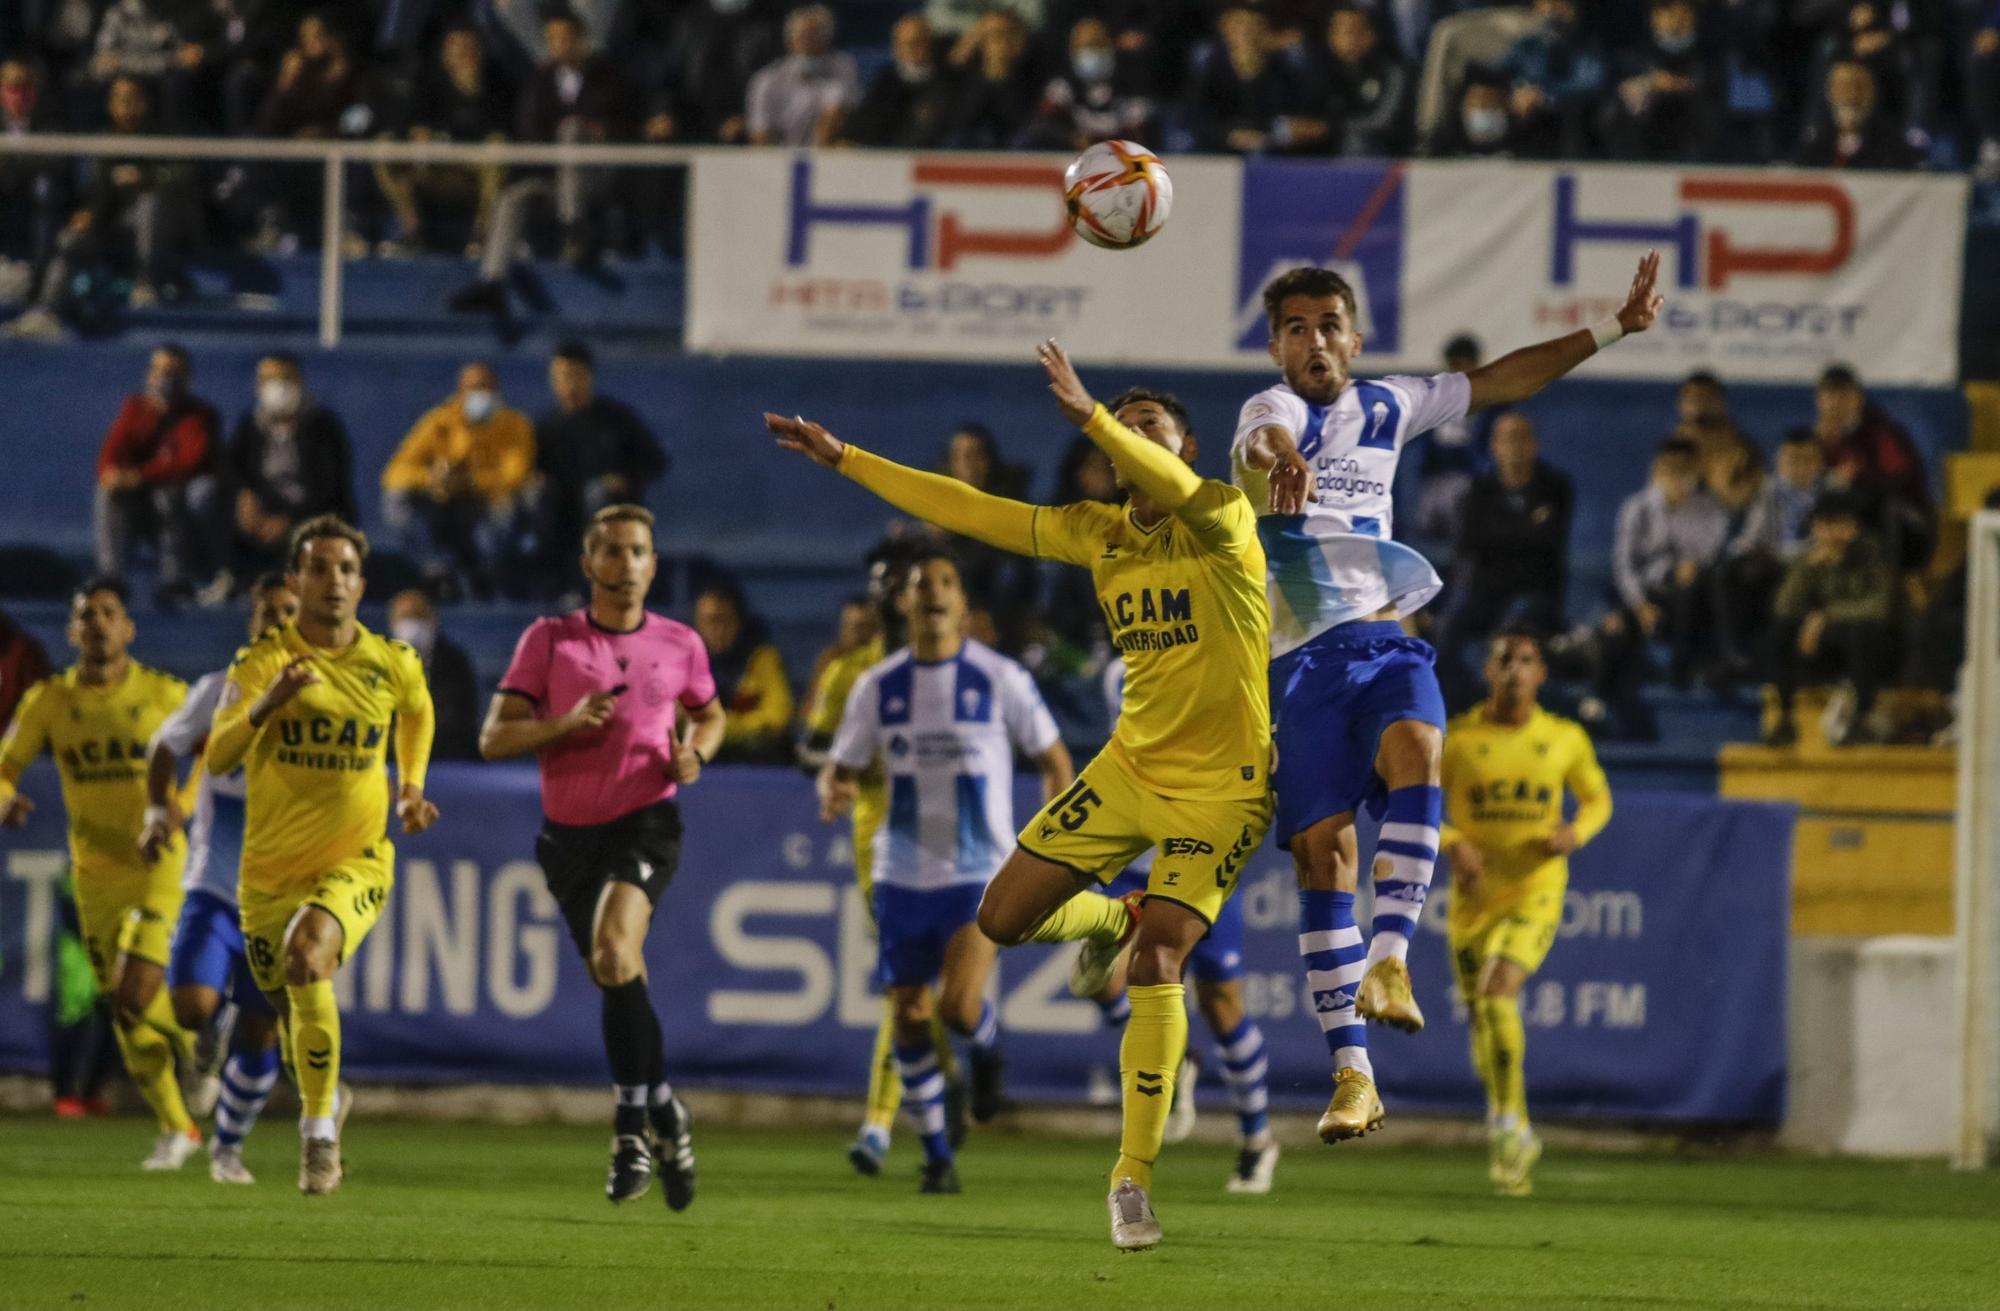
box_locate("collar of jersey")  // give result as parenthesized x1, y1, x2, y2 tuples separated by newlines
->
(286, 621, 370, 661)
(1474, 704, 1543, 731)
(1126, 504, 1169, 536)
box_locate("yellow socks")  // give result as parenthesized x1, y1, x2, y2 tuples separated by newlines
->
(864, 998, 901, 1131)
(1110, 983, 1186, 1192)
(114, 988, 194, 1135)
(1473, 995, 1528, 1126)
(1027, 892, 1129, 945)
(287, 979, 341, 1123)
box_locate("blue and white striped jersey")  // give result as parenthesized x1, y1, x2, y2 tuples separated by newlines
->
(147, 669, 246, 904)
(831, 640, 1060, 892)
(1231, 373, 1470, 657)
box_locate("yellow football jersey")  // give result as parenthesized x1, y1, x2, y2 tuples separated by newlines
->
(808, 636, 887, 881)
(1439, 705, 1611, 894)
(211, 622, 433, 891)
(1032, 491, 1270, 800)
(0, 663, 188, 881)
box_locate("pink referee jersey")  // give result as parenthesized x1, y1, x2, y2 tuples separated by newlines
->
(498, 610, 718, 826)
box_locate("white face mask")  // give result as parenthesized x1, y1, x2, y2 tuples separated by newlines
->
(462, 388, 497, 423)
(896, 59, 931, 83)
(258, 377, 301, 418)
(1463, 106, 1508, 145)
(390, 616, 436, 657)
(711, 0, 751, 13)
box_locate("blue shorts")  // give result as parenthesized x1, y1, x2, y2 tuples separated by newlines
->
(873, 882, 985, 989)
(165, 888, 272, 1011)
(1104, 867, 1245, 983)
(1270, 620, 1446, 849)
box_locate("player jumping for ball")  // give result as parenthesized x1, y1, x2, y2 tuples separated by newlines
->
(1232, 252, 1660, 1142)
(768, 340, 1273, 1254)
(480, 504, 726, 1211)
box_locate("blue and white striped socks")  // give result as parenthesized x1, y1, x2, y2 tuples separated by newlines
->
(894, 1042, 952, 1163)
(1366, 786, 1443, 969)
(1213, 1018, 1272, 1145)
(214, 1045, 280, 1149)
(968, 1000, 999, 1053)
(1300, 890, 1372, 1079)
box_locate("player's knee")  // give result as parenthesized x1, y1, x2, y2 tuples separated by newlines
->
(1477, 963, 1525, 1000)
(1128, 940, 1189, 988)
(1295, 843, 1357, 892)
(1379, 722, 1443, 785)
(169, 988, 212, 1033)
(235, 1011, 279, 1051)
(975, 894, 1029, 947)
(282, 937, 332, 987)
(1196, 982, 1243, 1035)
(589, 940, 644, 989)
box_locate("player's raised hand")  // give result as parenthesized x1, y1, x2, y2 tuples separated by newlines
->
(0, 792, 34, 827)
(765, 413, 847, 469)
(138, 799, 183, 864)
(397, 784, 439, 834)
(562, 689, 619, 734)
(1037, 338, 1098, 426)
(1615, 249, 1664, 336)
(668, 738, 702, 786)
(252, 656, 321, 722)
(1268, 446, 1316, 515)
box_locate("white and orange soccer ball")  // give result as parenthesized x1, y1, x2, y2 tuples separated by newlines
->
(1062, 140, 1173, 250)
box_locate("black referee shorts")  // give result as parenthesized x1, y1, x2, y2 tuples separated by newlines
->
(534, 799, 684, 957)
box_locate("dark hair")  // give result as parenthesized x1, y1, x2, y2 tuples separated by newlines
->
(72, 575, 127, 607)
(1778, 427, 1818, 449)
(1261, 266, 1359, 332)
(1682, 369, 1723, 392)
(1106, 386, 1193, 438)
(287, 514, 369, 571)
(902, 543, 962, 581)
(1818, 363, 1861, 391)
(1488, 624, 1546, 658)
(1460, 61, 1507, 91)
(1442, 333, 1482, 364)
(250, 570, 292, 596)
(541, 2, 583, 26)
(553, 339, 594, 369)
(1655, 437, 1699, 461)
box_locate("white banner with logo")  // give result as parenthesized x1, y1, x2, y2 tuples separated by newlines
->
(686, 149, 1243, 366)
(1398, 162, 1967, 385)
(689, 153, 1967, 386)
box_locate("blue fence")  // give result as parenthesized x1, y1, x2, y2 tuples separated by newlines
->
(0, 763, 1791, 1123)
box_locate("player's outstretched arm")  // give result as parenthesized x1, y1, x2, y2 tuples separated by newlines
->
(1037, 339, 1205, 513)
(765, 412, 1040, 558)
(1465, 250, 1663, 412)
(478, 688, 620, 760)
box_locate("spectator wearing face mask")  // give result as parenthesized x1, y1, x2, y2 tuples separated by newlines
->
(1812, 363, 1933, 570)
(1018, 16, 1153, 150)
(387, 589, 481, 760)
(91, 343, 222, 605)
(746, 3, 859, 145)
(1496, 0, 1605, 158)
(840, 13, 956, 146)
(381, 360, 537, 597)
(1601, 0, 1719, 161)
(1796, 59, 1922, 168)
(1425, 65, 1516, 157)
(211, 352, 355, 602)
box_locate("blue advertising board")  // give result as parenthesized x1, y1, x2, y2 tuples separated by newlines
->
(0, 764, 1790, 1122)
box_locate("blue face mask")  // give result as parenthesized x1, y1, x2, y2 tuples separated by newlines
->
(1655, 29, 1696, 55)
(1463, 106, 1508, 145)
(462, 389, 496, 423)
(1073, 47, 1114, 83)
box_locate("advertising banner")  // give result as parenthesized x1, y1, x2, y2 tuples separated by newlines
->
(0, 765, 1788, 1122)
(689, 151, 1964, 386)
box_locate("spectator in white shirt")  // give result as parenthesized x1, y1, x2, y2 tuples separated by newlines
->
(746, 4, 859, 146)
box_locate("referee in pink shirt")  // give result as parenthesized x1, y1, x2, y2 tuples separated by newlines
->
(479, 504, 726, 1210)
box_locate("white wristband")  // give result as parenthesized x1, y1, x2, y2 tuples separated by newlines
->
(143, 803, 169, 829)
(1589, 316, 1625, 351)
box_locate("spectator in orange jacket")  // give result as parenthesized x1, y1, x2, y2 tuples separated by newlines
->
(93, 342, 223, 605)
(381, 359, 536, 598)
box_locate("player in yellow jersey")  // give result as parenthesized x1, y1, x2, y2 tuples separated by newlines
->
(0, 578, 200, 1169)
(1440, 629, 1611, 1197)
(206, 515, 438, 1196)
(767, 337, 1274, 1252)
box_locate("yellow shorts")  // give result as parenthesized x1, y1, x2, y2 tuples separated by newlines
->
(1016, 750, 1272, 926)
(74, 864, 184, 990)
(1448, 874, 1565, 1001)
(239, 842, 394, 995)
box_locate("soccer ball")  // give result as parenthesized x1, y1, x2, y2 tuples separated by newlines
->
(1063, 141, 1173, 250)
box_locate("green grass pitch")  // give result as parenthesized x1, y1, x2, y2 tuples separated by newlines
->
(4, 1115, 1998, 1309)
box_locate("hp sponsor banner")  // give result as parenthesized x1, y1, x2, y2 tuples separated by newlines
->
(0, 766, 1789, 1121)
(1399, 162, 1966, 385)
(686, 149, 1244, 365)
